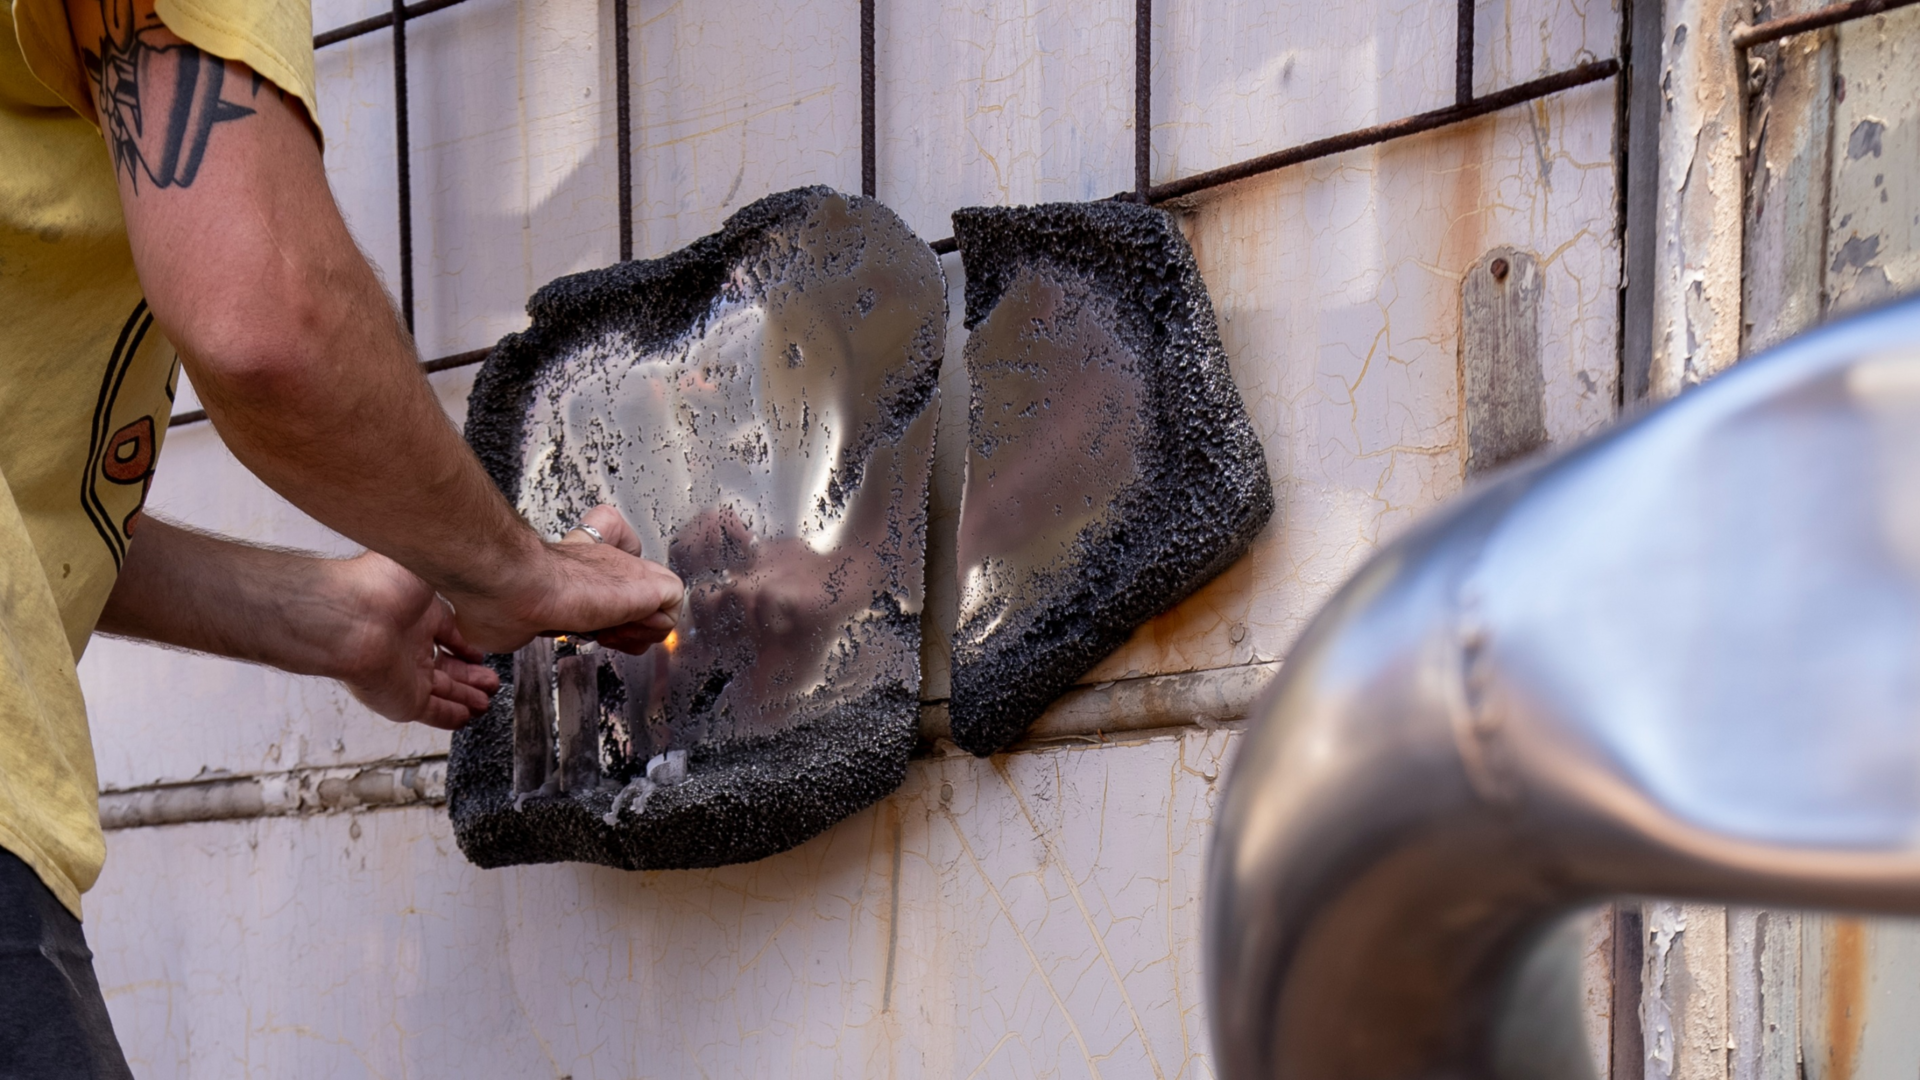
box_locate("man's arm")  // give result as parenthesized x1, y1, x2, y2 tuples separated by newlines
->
(68, 0, 680, 660)
(99, 515, 498, 730)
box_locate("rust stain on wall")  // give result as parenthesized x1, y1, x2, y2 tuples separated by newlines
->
(1437, 117, 1494, 287)
(1822, 916, 1867, 1080)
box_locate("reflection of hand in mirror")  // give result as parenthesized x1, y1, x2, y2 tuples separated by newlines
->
(668, 509, 881, 711)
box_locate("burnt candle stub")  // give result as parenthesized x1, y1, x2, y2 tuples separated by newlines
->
(452, 186, 944, 870)
(948, 202, 1273, 756)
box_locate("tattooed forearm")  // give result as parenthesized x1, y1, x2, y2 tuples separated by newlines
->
(80, 0, 281, 191)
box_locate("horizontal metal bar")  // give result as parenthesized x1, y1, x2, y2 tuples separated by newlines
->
(423, 346, 492, 373)
(1146, 59, 1618, 203)
(1732, 0, 1919, 48)
(101, 758, 446, 830)
(99, 663, 1272, 828)
(181, 62, 1616, 422)
(928, 60, 1618, 254)
(314, 0, 473, 49)
(920, 661, 1274, 749)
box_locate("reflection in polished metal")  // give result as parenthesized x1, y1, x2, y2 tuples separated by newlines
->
(948, 202, 1273, 755)
(1207, 296, 1920, 1080)
(451, 187, 945, 870)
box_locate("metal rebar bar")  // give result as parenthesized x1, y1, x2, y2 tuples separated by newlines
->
(616, 0, 634, 260)
(1456, 0, 1476, 105)
(862, 0, 876, 199)
(926, 59, 1618, 255)
(392, 0, 414, 334)
(1135, 0, 1151, 198)
(1619, 0, 1663, 405)
(315, 0, 473, 49)
(422, 347, 494, 373)
(1148, 59, 1616, 204)
(1732, 0, 1919, 47)
(182, 30, 1620, 429)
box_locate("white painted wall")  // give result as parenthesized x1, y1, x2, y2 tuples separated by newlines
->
(77, 0, 1625, 1074)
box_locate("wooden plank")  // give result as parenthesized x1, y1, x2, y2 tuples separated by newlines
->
(1642, 903, 1730, 1080)
(511, 636, 556, 797)
(553, 646, 603, 794)
(1461, 247, 1548, 476)
(1825, 3, 1920, 313)
(1758, 911, 1803, 1080)
(1742, 0, 1838, 352)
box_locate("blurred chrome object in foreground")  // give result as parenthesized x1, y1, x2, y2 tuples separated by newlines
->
(1206, 296, 1920, 1080)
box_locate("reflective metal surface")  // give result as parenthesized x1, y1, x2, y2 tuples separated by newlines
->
(948, 202, 1272, 755)
(451, 187, 945, 870)
(957, 267, 1146, 637)
(1207, 296, 1920, 1080)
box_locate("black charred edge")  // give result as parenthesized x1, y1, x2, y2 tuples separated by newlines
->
(450, 675, 917, 870)
(946, 201, 1275, 756)
(453, 185, 943, 867)
(465, 185, 853, 501)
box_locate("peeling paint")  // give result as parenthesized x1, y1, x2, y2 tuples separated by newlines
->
(1826, 6, 1920, 314)
(75, 0, 1626, 1073)
(1651, 0, 1750, 398)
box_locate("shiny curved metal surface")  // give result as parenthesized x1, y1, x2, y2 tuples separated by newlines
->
(1206, 295, 1920, 1080)
(956, 266, 1146, 635)
(515, 193, 943, 758)
(449, 189, 945, 872)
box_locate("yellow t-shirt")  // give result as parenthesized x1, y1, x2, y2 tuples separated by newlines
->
(0, 0, 316, 917)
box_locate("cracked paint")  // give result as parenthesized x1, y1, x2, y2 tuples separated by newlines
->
(90, 730, 1235, 1078)
(78, 0, 1625, 1073)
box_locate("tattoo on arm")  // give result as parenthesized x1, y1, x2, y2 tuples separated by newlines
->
(80, 0, 286, 191)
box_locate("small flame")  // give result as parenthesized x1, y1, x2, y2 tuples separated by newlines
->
(663, 630, 679, 653)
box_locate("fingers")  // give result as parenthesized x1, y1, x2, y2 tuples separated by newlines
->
(444, 507, 686, 653)
(431, 597, 487, 664)
(565, 504, 644, 556)
(411, 652, 500, 731)
(416, 695, 477, 731)
(541, 542, 686, 637)
(437, 653, 500, 699)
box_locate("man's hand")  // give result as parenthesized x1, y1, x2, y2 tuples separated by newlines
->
(66, 0, 686, 667)
(99, 508, 680, 731)
(328, 553, 498, 730)
(472, 503, 686, 656)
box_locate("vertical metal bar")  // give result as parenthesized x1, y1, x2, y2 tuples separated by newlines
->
(1610, 903, 1646, 1080)
(392, 0, 415, 332)
(1618, 0, 1664, 405)
(1455, 0, 1475, 104)
(615, 0, 634, 261)
(861, 0, 876, 199)
(1134, 0, 1151, 198)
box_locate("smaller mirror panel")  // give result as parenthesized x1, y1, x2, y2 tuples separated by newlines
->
(947, 202, 1274, 755)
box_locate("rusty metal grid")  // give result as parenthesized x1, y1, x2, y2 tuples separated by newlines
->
(163, 0, 1908, 428)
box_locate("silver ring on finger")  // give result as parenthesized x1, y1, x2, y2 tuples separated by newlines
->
(564, 522, 605, 544)
(431, 642, 442, 662)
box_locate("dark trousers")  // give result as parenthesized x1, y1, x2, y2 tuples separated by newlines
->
(0, 847, 132, 1080)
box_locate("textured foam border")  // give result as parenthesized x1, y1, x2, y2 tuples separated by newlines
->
(948, 201, 1274, 755)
